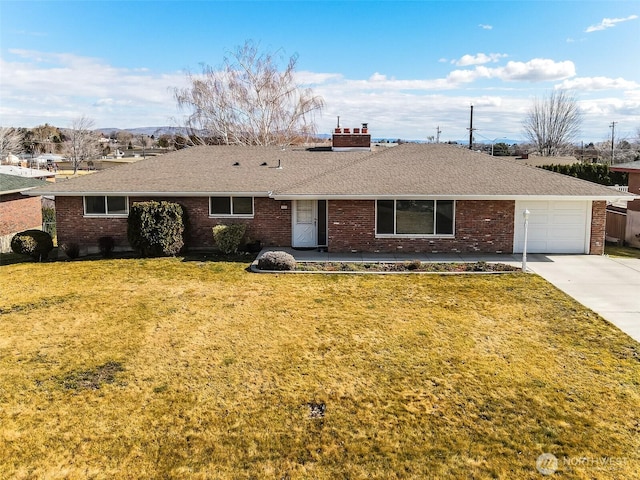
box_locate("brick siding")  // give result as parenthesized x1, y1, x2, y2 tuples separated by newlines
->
(327, 200, 515, 253)
(0, 192, 43, 236)
(55, 196, 604, 255)
(55, 196, 292, 252)
(589, 200, 606, 255)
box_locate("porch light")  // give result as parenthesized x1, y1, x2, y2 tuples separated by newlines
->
(522, 209, 530, 273)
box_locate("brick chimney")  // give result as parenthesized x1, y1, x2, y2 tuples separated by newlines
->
(332, 123, 371, 151)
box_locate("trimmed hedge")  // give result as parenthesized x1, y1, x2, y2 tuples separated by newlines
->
(127, 201, 185, 257)
(98, 236, 115, 258)
(10, 229, 54, 261)
(213, 224, 246, 254)
(61, 242, 80, 260)
(538, 163, 628, 186)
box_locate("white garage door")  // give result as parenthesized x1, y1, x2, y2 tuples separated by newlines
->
(514, 200, 591, 254)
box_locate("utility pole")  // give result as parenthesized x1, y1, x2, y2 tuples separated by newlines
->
(609, 121, 617, 164)
(467, 105, 475, 150)
(436, 126, 441, 144)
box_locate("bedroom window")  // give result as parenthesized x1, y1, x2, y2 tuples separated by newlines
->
(376, 200, 454, 236)
(84, 196, 128, 216)
(209, 196, 254, 216)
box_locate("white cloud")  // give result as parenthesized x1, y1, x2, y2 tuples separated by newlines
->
(1, 50, 637, 141)
(479, 24, 493, 30)
(454, 53, 507, 66)
(556, 76, 640, 91)
(499, 59, 576, 82)
(447, 59, 576, 84)
(0, 50, 187, 128)
(585, 14, 638, 33)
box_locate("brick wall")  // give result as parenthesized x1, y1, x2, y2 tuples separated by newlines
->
(590, 200, 606, 255)
(627, 172, 640, 212)
(0, 193, 43, 236)
(55, 196, 292, 252)
(327, 200, 515, 253)
(57, 196, 604, 255)
(332, 134, 371, 149)
(0, 193, 43, 252)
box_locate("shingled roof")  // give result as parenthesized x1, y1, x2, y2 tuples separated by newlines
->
(0, 173, 47, 195)
(28, 143, 633, 200)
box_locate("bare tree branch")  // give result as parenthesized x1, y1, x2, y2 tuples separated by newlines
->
(523, 90, 582, 157)
(174, 41, 324, 146)
(63, 116, 100, 174)
(0, 127, 24, 162)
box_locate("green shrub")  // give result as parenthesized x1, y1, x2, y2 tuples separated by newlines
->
(42, 206, 56, 239)
(213, 224, 247, 254)
(61, 242, 80, 260)
(98, 236, 115, 258)
(10, 229, 54, 261)
(538, 163, 628, 186)
(127, 201, 185, 257)
(257, 251, 297, 271)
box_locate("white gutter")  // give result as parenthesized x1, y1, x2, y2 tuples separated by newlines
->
(25, 190, 635, 203)
(3, 188, 39, 196)
(269, 193, 636, 202)
(25, 191, 272, 197)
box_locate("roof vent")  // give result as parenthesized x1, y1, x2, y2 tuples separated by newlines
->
(260, 162, 268, 166)
(233, 162, 240, 166)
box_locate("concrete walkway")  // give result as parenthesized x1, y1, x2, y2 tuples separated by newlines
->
(526, 254, 640, 343)
(258, 248, 640, 343)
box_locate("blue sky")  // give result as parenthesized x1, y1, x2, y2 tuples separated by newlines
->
(1, 0, 638, 142)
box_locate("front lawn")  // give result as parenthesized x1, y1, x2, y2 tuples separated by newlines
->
(605, 244, 640, 259)
(1, 258, 638, 478)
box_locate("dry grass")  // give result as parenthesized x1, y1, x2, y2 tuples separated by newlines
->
(1, 258, 639, 479)
(605, 244, 640, 259)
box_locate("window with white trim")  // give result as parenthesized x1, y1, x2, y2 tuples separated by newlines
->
(376, 200, 454, 236)
(209, 196, 254, 216)
(84, 196, 128, 216)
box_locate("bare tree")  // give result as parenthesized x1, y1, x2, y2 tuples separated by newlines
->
(174, 41, 324, 146)
(0, 127, 24, 162)
(64, 116, 100, 174)
(523, 90, 582, 156)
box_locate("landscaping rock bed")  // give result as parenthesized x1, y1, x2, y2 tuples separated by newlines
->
(294, 261, 520, 273)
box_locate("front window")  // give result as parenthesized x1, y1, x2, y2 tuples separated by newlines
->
(209, 196, 254, 216)
(376, 200, 454, 236)
(84, 196, 128, 216)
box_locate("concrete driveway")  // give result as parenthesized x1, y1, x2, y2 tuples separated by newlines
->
(527, 254, 640, 343)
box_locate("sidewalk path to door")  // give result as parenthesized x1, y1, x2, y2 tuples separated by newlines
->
(527, 254, 640, 343)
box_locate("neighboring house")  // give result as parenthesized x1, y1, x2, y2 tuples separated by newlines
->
(610, 161, 640, 248)
(0, 165, 56, 181)
(0, 174, 47, 253)
(27, 130, 634, 255)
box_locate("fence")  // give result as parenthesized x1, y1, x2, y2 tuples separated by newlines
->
(605, 208, 626, 244)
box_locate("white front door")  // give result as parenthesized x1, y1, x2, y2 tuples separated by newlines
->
(292, 200, 317, 247)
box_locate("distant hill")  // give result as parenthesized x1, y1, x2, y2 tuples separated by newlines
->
(95, 126, 188, 137)
(94, 128, 523, 145)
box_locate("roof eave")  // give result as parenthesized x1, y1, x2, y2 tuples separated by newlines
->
(25, 190, 272, 197)
(2, 187, 41, 196)
(270, 193, 634, 201)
